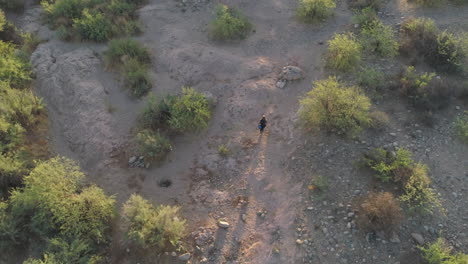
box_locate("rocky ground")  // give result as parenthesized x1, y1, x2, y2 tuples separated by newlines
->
(7, 0, 468, 263)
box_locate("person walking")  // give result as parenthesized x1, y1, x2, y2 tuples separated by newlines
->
(259, 115, 267, 133)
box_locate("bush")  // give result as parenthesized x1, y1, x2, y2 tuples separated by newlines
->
(400, 18, 467, 73)
(104, 38, 150, 68)
(360, 20, 398, 57)
(358, 67, 384, 90)
(218, 144, 230, 157)
(369, 110, 390, 130)
(357, 192, 402, 234)
(326, 33, 362, 71)
(400, 66, 449, 111)
(9, 157, 116, 242)
(0, 154, 27, 193)
(122, 58, 152, 97)
(454, 112, 468, 143)
(351, 7, 378, 27)
(349, 0, 383, 9)
(361, 148, 441, 214)
(139, 94, 168, 131)
(298, 76, 371, 136)
(136, 129, 172, 160)
(297, 0, 336, 23)
(0, 201, 21, 250)
(122, 194, 186, 249)
(73, 9, 112, 42)
(420, 238, 468, 264)
(210, 5, 253, 40)
(0, 10, 5, 32)
(0, 41, 32, 87)
(166, 87, 213, 133)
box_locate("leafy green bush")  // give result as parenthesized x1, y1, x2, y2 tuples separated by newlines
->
(73, 9, 112, 42)
(210, 5, 253, 40)
(298, 76, 371, 136)
(104, 38, 150, 68)
(430, 31, 467, 73)
(122, 194, 186, 249)
(326, 33, 362, 71)
(400, 66, 449, 111)
(454, 111, 468, 143)
(360, 20, 398, 57)
(349, 0, 383, 9)
(9, 157, 115, 242)
(136, 129, 172, 160)
(357, 192, 402, 234)
(358, 67, 384, 89)
(0, 201, 21, 250)
(0, 10, 5, 32)
(361, 148, 441, 214)
(139, 94, 167, 130)
(166, 87, 213, 133)
(351, 7, 378, 27)
(297, 0, 336, 23)
(122, 58, 152, 97)
(0, 41, 32, 87)
(420, 238, 468, 264)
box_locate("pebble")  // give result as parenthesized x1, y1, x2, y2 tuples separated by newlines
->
(411, 233, 425, 245)
(178, 253, 191, 261)
(218, 221, 230, 229)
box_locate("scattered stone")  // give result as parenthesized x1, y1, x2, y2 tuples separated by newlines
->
(279, 65, 304, 81)
(218, 220, 230, 229)
(128, 156, 137, 164)
(276, 79, 287, 89)
(241, 214, 247, 222)
(171, 252, 177, 257)
(390, 232, 401, 243)
(411, 233, 425, 245)
(455, 106, 460, 110)
(178, 253, 191, 261)
(296, 239, 304, 245)
(390, 133, 397, 137)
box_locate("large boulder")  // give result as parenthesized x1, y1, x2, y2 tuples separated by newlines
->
(31, 44, 121, 167)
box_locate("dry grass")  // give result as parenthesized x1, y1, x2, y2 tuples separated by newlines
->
(357, 192, 402, 234)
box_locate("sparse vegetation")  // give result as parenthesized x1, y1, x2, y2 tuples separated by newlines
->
(297, 0, 336, 23)
(299, 76, 371, 136)
(419, 238, 468, 264)
(357, 192, 402, 234)
(326, 33, 362, 71)
(122, 194, 186, 249)
(361, 148, 441, 214)
(349, 0, 383, 9)
(0, 0, 25, 11)
(369, 110, 390, 130)
(454, 111, 468, 143)
(351, 7, 378, 27)
(409, 0, 444, 6)
(358, 67, 384, 93)
(360, 20, 398, 57)
(209, 5, 253, 40)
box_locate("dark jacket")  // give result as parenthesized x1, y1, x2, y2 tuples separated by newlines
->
(259, 118, 267, 128)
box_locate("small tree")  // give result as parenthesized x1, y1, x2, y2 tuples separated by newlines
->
(297, 0, 336, 23)
(209, 5, 253, 40)
(326, 33, 362, 71)
(298, 76, 371, 136)
(122, 194, 186, 249)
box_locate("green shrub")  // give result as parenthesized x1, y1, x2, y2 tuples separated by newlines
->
(136, 129, 172, 160)
(0, 85, 44, 128)
(139, 94, 167, 130)
(0, 41, 32, 87)
(218, 144, 230, 157)
(420, 238, 468, 264)
(361, 148, 441, 214)
(326, 33, 362, 71)
(297, 0, 336, 23)
(209, 5, 253, 40)
(312, 175, 328, 191)
(122, 58, 152, 97)
(122, 194, 186, 249)
(360, 20, 398, 57)
(73, 9, 112, 42)
(351, 7, 378, 27)
(42, 237, 102, 264)
(454, 111, 468, 143)
(0, 154, 27, 193)
(430, 31, 467, 73)
(349, 0, 383, 9)
(166, 87, 213, 133)
(299, 76, 371, 136)
(104, 38, 150, 68)
(0, 201, 21, 250)
(107, 0, 137, 16)
(400, 66, 449, 111)
(358, 67, 384, 89)
(9, 157, 115, 242)
(0, 10, 5, 32)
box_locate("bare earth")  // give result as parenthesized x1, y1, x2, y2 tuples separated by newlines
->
(11, 0, 468, 263)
